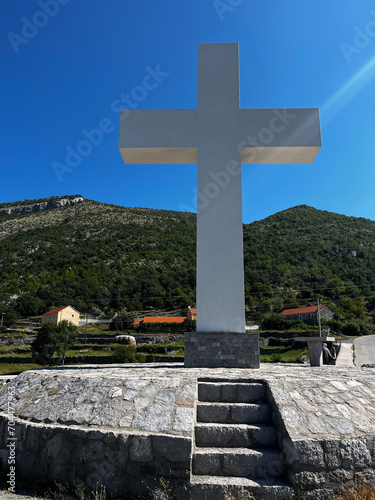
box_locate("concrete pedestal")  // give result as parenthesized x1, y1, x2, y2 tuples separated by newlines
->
(295, 337, 336, 367)
(184, 332, 260, 368)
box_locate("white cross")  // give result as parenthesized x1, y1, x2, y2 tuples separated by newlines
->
(119, 43, 321, 334)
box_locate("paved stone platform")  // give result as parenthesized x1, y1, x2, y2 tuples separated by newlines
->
(0, 363, 374, 499)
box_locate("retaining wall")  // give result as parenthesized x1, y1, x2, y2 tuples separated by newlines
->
(0, 417, 191, 498)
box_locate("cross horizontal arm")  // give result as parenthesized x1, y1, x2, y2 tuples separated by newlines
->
(119, 109, 198, 164)
(238, 108, 321, 164)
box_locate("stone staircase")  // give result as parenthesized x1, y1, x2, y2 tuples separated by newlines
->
(189, 379, 293, 500)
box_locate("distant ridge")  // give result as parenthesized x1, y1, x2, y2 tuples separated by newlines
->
(0, 197, 374, 330)
(0, 195, 85, 215)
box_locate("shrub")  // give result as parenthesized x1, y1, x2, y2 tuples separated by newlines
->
(342, 322, 361, 337)
(138, 343, 184, 355)
(260, 313, 289, 330)
(260, 314, 315, 331)
(334, 482, 375, 499)
(112, 345, 139, 363)
(3, 310, 20, 328)
(182, 318, 196, 332)
(323, 319, 343, 333)
(109, 313, 134, 332)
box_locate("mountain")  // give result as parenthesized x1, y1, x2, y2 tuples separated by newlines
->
(243, 205, 375, 325)
(0, 197, 375, 328)
(0, 196, 196, 316)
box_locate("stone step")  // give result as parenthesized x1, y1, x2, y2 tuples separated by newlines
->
(197, 402, 271, 424)
(198, 381, 266, 403)
(192, 448, 284, 479)
(189, 476, 294, 500)
(195, 423, 278, 449)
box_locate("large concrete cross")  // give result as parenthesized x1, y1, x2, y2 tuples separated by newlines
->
(119, 43, 321, 367)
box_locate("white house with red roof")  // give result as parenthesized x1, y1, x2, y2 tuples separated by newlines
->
(281, 304, 334, 326)
(41, 305, 80, 327)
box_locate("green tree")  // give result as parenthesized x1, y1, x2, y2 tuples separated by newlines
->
(109, 313, 134, 332)
(182, 318, 196, 332)
(14, 293, 45, 316)
(342, 322, 361, 337)
(32, 323, 59, 365)
(32, 320, 77, 365)
(4, 310, 20, 328)
(260, 313, 289, 330)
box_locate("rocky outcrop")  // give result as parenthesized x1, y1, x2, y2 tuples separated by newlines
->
(0, 196, 84, 215)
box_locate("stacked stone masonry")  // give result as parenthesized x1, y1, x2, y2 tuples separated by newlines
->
(0, 364, 374, 499)
(184, 332, 260, 368)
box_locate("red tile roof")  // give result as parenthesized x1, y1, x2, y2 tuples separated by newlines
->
(42, 306, 68, 316)
(143, 317, 186, 324)
(133, 319, 142, 325)
(189, 308, 197, 314)
(281, 305, 324, 316)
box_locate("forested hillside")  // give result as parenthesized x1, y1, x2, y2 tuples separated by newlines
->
(243, 205, 375, 326)
(0, 197, 196, 316)
(1, 197, 375, 330)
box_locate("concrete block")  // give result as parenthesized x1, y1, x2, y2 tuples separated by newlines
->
(285, 439, 325, 470)
(237, 383, 266, 403)
(197, 403, 230, 423)
(129, 435, 153, 462)
(195, 423, 277, 449)
(340, 438, 371, 468)
(152, 435, 191, 464)
(195, 424, 250, 448)
(221, 449, 283, 479)
(198, 383, 221, 402)
(231, 404, 270, 424)
(193, 451, 221, 475)
(221, 384, 237, 402)
(323, 439, 340, 469)
(253, 425, 278, 448)
(290, 471, 326, 489)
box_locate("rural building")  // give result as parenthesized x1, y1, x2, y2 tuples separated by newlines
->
(41, 305, 80, 327)
(141, 316, 186, 332)
(133, 318, 143, 330)
(187, 306, 196, 320)
(281, 304, 334, 326)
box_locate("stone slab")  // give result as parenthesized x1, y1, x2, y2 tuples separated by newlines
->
(295, 337, 336, 367)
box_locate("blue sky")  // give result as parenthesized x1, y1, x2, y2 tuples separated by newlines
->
(1, 0, 375, 223)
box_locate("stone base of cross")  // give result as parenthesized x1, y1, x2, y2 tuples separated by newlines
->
(119, 43, 321, 368)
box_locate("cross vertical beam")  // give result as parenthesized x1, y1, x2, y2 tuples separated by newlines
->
(196, 44, 245, 333)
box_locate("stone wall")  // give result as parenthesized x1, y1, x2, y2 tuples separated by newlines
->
(284, 437, 375, 499)
(266, 371, 375, 498)
(76, 333, 183, 345)
(184, 332, 260, 368)
(0, 417, 191, 499)
(1, 365, 374, 499)
(0, 355, 182, 364)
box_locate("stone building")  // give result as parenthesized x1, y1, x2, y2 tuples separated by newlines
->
(41, 305, 80, 327)
(281, 304, 334, 326)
